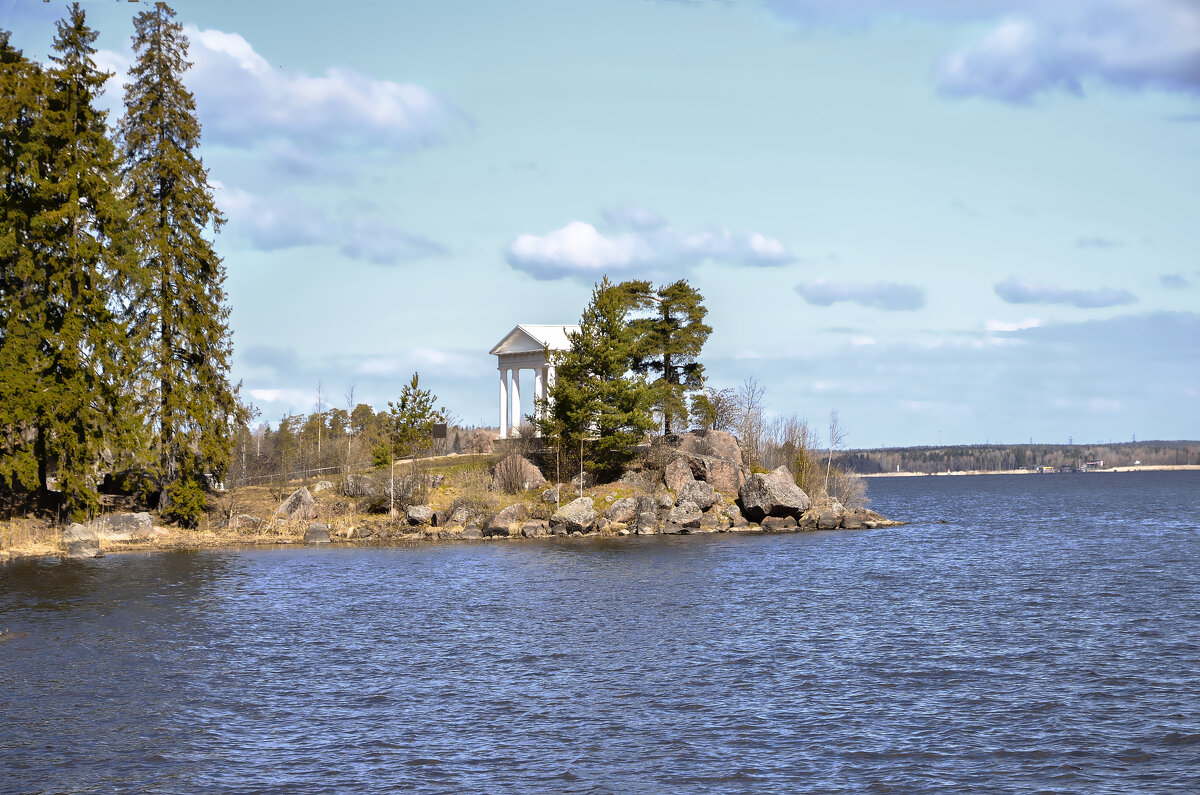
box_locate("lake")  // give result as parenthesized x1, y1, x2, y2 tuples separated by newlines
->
(2, 471, 1198, 793)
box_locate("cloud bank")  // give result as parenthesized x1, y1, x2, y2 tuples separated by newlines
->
(795, 278, 926, 311)
(505, 208, 793, 280)
(994, 277, 1137, 308)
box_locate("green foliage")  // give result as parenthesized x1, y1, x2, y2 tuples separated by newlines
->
(539, 277, 654, 482)
(371, 443, 391, 469)
(628, 279, 712, 436)
(160, 475, 206, 528)
(118, 1, 240, 496)
(386, 373, 448, 460)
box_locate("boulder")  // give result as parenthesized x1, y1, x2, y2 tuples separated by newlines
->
(737, 467, 811, 522)
(724, 504, 749, 528)
(491, 455, 547, 493)
(655, 491, 675, 509)
(635, 496, 659, 535)
(231, 514, 264, 530)
(678, 480, 716, 511)
(461, 525, 483, 539)
(551, 497, 596, 534)
(446, 507, 471, 527)
(521, 520, 549, 538)
(817, 511, 841, 530)
(483, 503, 529, 537)
(667, 501, 702, 529)
(841, 510, 865, 530)
(697, 512, 722, 533)
(312, 480, 334, 495)
(664, 457, 694, 495)
(570, 471, 594, 490)
(687, 455, 749, 496)
(406, 505, 434, 526)
(676, 430, 742, 464)
(761, 515, 799, 533)
(274, 487, 318, 521)
(63, 523, 102, 558)
(304, 522, 331, 544)
(93, 512, 154, 541)
(661, 522, 684, 535)
(605, 497, 638, 524)
(541, 485, 560, 504)
(432, 510, 447, 527)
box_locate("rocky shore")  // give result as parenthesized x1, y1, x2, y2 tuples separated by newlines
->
(9, 430, 901, 561)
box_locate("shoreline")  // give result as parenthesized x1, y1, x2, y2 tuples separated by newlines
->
(862, 464, 1200, 478)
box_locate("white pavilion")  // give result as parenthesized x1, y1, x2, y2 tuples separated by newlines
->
(489, 324, 579, 438)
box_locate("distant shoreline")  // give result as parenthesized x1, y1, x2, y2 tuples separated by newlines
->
(862, 464, 1200, 478)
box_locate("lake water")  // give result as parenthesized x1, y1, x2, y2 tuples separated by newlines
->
(2, 471, 1199, 793)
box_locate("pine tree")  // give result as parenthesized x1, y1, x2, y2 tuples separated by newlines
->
(0, 32, 47, 498)
(0, 7, 129, 519)
(630, 279, 711, 436)
(118, 2, 239, 513)
(540, 277, 654, 481)
(386, 373, 447, 459)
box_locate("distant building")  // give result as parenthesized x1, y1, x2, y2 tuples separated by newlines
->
(490, 324, 579, 438)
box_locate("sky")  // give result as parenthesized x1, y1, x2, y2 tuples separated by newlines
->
(3, 0, 1199, 447)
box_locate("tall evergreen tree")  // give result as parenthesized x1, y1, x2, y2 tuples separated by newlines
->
(0, 8, 128, 519)
(118, 2, 239, 513)
(629, 279, 711, 436)
(540, 277, 654, 481)
(0, 32, 47, 498)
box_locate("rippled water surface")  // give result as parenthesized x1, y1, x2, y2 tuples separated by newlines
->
(3, 471, 1199, 793)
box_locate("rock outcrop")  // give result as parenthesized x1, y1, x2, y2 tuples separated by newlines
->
(93, 512, 154, 541)
(304, 522, 331, 544)
(483, 503, 529, 537)
(737, 466, 811, 522)
(678, 480, 716, 511)
(63, 523, 102, 558)
(664, 457, 694, 495)
(551, 497, 596, 534)
(274, 487, 318, 521)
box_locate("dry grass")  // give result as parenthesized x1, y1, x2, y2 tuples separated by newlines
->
(0, 518, 62, 560)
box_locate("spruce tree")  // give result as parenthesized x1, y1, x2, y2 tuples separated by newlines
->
(630, 279, 711, 437)
(540, 277, 654, 481)
(0, 32, 46, 497)
(118, 2, 238, 516)
(0, 8, 129, 519)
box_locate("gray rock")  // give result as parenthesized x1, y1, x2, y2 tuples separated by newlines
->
(312, 480, 334, 495)
(570, 471, 595, 490)
(541, 485, 560, 504)
(605, 497, 638, 524)
(761, 515, 799, 533)
(686, 454, 749, 496)
(842, 511, 865, 530)
(817, 511, 841, 530)
(737, 467, 811, 522)
(432, 510, 447, 527)
(551, 497, 596, 534)
(664, 457, 694, 495)
(483, 503, 529, 537)
(447, 507, 471, 527)
(676, 429, 742, 464)
(724, 503, 749, 527)
(661, 523, 684, 534)
(304, 522, 331, 544)
(93, 512, 153, 541)
(231, 514, 264, 530)
(461, 525, 483, 539)
(62, 522, 95, 543)
(678, 480, 716, 510)
(521, 520, 549, 538)
(406, 505, 434, 526)
(274, 487, 318, 521)
(66, 538, 102, 558)
(667, 501, 702, 529)
(491, 454, 547, 493)
(344, 474, 378, 499)
(655, 491, 675, 509)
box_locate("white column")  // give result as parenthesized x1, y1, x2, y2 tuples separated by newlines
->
(511, 369, 521, 435)
(498, 367, 508, 439)
(533, 368, 544, 435)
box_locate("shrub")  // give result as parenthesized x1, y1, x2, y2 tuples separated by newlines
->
(161, 477, 207, 528)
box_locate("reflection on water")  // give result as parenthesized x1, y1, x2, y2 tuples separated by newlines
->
(3, 471, 1199, 793)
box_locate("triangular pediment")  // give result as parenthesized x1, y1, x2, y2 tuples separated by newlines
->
(490, 324, 578, 356)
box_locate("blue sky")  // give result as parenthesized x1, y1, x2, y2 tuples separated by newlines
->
(4, 0, 1199, 446)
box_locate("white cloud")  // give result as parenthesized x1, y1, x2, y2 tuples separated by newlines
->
(850, 335, 877, 346)
(934, 1, 1200, 101)
(796, 278, 926, 311)
(505, 211, 793, 280)
(184, 26, 457, 152)
(985, 318, 1041, 332)
(994, 277, 1137, 308)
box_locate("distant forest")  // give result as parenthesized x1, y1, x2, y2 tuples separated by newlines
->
(834, 441, 1200, 474)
